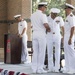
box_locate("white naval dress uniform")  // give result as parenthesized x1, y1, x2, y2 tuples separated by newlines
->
(64, 12, 75, 71)
(18, 20, 28, 62)
(31, 10, 48, 72)
(46, 16, 64, 71)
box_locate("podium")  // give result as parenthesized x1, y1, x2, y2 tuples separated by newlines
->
(4, 34, 22, 64)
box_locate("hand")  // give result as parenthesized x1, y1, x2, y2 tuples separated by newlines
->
(19, 35, 23, 38)
(17, 34, 20, 37)
(47, 29, 50, 32)
(68, 38, 72, 45)
(18, 34, 22, 38)
(47, 28, 51, 32)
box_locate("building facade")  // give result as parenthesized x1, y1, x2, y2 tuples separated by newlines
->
(0, 0, 32, 61)
(0, 0, 32, 48)
(0, 0, 75, 61)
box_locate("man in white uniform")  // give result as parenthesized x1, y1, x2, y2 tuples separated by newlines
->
(14, 15, 29, 64)
(46, 8, 64, 72)
(31, 2, 50, 74)
(63, 3, 75, 74)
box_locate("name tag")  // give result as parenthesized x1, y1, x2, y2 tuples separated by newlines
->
(66, 20, 68, 22)
(56, 20, 60, 24)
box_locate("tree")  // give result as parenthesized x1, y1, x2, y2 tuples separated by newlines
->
(32, 0, 38, 13)
(32, 0, 66, 18)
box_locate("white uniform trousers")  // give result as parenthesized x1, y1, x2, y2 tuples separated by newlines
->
(21, 34, 29, 62)
(64, 34, 75, 71)
(31, 31, 46, 72)
(47, 33, 61, 70)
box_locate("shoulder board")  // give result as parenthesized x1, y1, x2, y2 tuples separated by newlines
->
(70, 14, 73, 17)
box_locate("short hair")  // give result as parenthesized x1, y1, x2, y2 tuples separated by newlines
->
(65, 6, 73, 10)
(38, 5, 45, 9)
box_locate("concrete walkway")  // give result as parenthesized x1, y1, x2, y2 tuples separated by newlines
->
(0, 62, 75, 75)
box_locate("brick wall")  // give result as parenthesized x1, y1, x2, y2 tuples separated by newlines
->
(0, 48, 4, 62)
(0, 0, 8, 48)
(7, 0, 32, 40)
(0, 0, 32, 61)
(7, 0, 22, 34)
(66, 0, 75, 5)
(0, 0, 7, 20)
(22, 0, 32, 41)
(66, 0, 71, 4)
(0, 0, 32, 48)
(71, 0, 75, 6)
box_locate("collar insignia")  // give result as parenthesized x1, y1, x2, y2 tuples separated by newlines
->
(56, 20, 60, 23)
(66, 20, 68, 22)
(70, 14, 73, 17)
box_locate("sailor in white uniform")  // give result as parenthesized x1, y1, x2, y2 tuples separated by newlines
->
(31, 2, 50, 74)
(63, 3, 75, 74)
(14, 15, 29, 64)
(46, 8, 64, 72)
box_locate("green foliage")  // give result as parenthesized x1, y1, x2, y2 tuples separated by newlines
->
(32, 0, 66, 18)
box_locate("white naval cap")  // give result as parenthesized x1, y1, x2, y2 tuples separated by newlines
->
(14, 14, 21, 18)
(50, 8, 60, 13)
(38, 2, 47, 6)
(65, 3, 75, 9)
